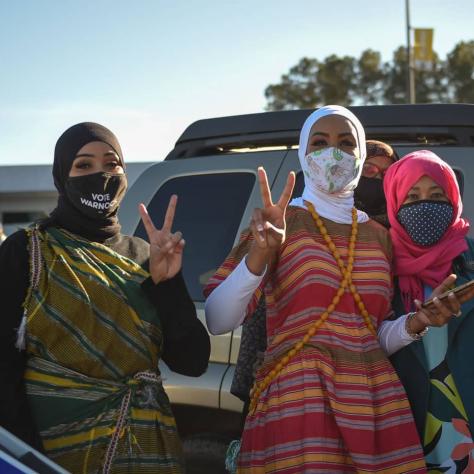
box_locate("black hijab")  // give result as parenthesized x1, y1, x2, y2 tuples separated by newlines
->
(354, 140, 399, 228)
(44, 122, 127, 241)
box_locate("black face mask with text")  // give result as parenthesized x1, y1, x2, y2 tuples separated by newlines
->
(65, 172, 128, 220)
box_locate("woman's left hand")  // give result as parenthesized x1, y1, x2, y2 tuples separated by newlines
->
(138, 195, 185, 284)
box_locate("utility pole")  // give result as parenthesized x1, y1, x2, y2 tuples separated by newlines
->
(406, 0, 416, 103)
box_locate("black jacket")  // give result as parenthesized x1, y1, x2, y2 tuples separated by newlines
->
(389, 238, 474, 439)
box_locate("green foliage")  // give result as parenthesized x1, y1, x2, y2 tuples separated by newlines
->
(356, 49, 385, 104)
(317, 54, 356, 106)
(264, 58, 321, 111)
(447, 41, 474, 102)
(265, 41, 474, 109)
(382, 46, 409, 104)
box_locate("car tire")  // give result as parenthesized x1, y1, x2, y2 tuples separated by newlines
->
(182, 433, 235, 474)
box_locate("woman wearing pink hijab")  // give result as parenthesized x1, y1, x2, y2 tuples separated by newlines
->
(384, 150, 474, 473)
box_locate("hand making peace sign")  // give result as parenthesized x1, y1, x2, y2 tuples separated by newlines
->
(250, 167, 296, 252)
(138, 195, 185, 284)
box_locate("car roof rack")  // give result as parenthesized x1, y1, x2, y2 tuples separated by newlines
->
(166, 104, 474, 160)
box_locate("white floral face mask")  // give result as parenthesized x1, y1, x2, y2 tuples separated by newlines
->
(304, 147, 361, 194)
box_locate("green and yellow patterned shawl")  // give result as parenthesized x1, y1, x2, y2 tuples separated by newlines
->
(22, 226, 184, 473)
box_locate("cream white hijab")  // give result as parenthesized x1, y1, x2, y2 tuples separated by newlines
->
(290, 105, 369, 224)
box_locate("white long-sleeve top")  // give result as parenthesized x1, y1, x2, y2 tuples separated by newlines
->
(205, 256, 416, 357)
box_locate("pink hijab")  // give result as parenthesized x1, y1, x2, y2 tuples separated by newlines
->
(383, 150, 470, 312)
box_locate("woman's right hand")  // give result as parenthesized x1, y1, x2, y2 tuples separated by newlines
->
(138, 195, 185, 284)
(246, 167, 295, 275)
(408, 274, 474, 334)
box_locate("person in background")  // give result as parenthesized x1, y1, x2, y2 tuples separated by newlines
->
(384, 150, 474, 473)
(205, 105, 427, 473)
(0, 122, 210, 473)
(354, 139, 399, 228)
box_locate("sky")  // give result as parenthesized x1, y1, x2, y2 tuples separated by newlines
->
(0, 0, 473, 166)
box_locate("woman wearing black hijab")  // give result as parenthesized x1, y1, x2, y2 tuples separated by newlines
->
(354, 139, 399, 228)
(0, 122, 210, 473)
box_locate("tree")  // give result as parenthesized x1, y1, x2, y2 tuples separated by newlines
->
(383, 46, 448, 104)
(264, 40, 473, 110)
(446, 41, 474, 103)
(264, 54, 355, 110)
(264, 58, 320, 111)
(355, 49, 385, 104)
(265, 52, 385, 109)
(413, 52, 449, 103)
(382, 46, 408, 104)
(316, 54, 355, 106)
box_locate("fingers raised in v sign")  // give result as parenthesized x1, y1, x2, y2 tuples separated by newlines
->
(138, 195, 184, 284)
(258, 167, 273, 209)
(277, 171, 296, 210)
(138, 195, 178, 241)
(162, 194, 177, 234)
(257, 167, 295, 211)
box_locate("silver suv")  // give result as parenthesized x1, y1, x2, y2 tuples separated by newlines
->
(119, 104, 474, 473)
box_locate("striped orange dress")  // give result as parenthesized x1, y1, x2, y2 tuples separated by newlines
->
(205, 207, 426, 473)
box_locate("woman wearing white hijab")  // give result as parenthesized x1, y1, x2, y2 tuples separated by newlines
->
(205, 106, 426, 473)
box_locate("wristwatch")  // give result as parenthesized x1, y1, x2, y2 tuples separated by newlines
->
(405, 312, 429, 340)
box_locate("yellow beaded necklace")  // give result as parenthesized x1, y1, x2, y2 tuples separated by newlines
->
(306, 202, 376, 336)
(249, 202, 376, 414)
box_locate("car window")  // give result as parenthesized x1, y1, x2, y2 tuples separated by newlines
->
(292, 171, 304, 199)
(134, 172, 256, 301)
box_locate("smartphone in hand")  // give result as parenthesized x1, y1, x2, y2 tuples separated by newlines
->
(422, 279, 474, 311)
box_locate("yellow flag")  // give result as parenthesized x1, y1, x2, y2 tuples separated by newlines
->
(414, 28, 434, 62)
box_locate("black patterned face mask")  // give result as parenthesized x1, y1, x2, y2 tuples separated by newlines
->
(397, 200, 454, 247)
